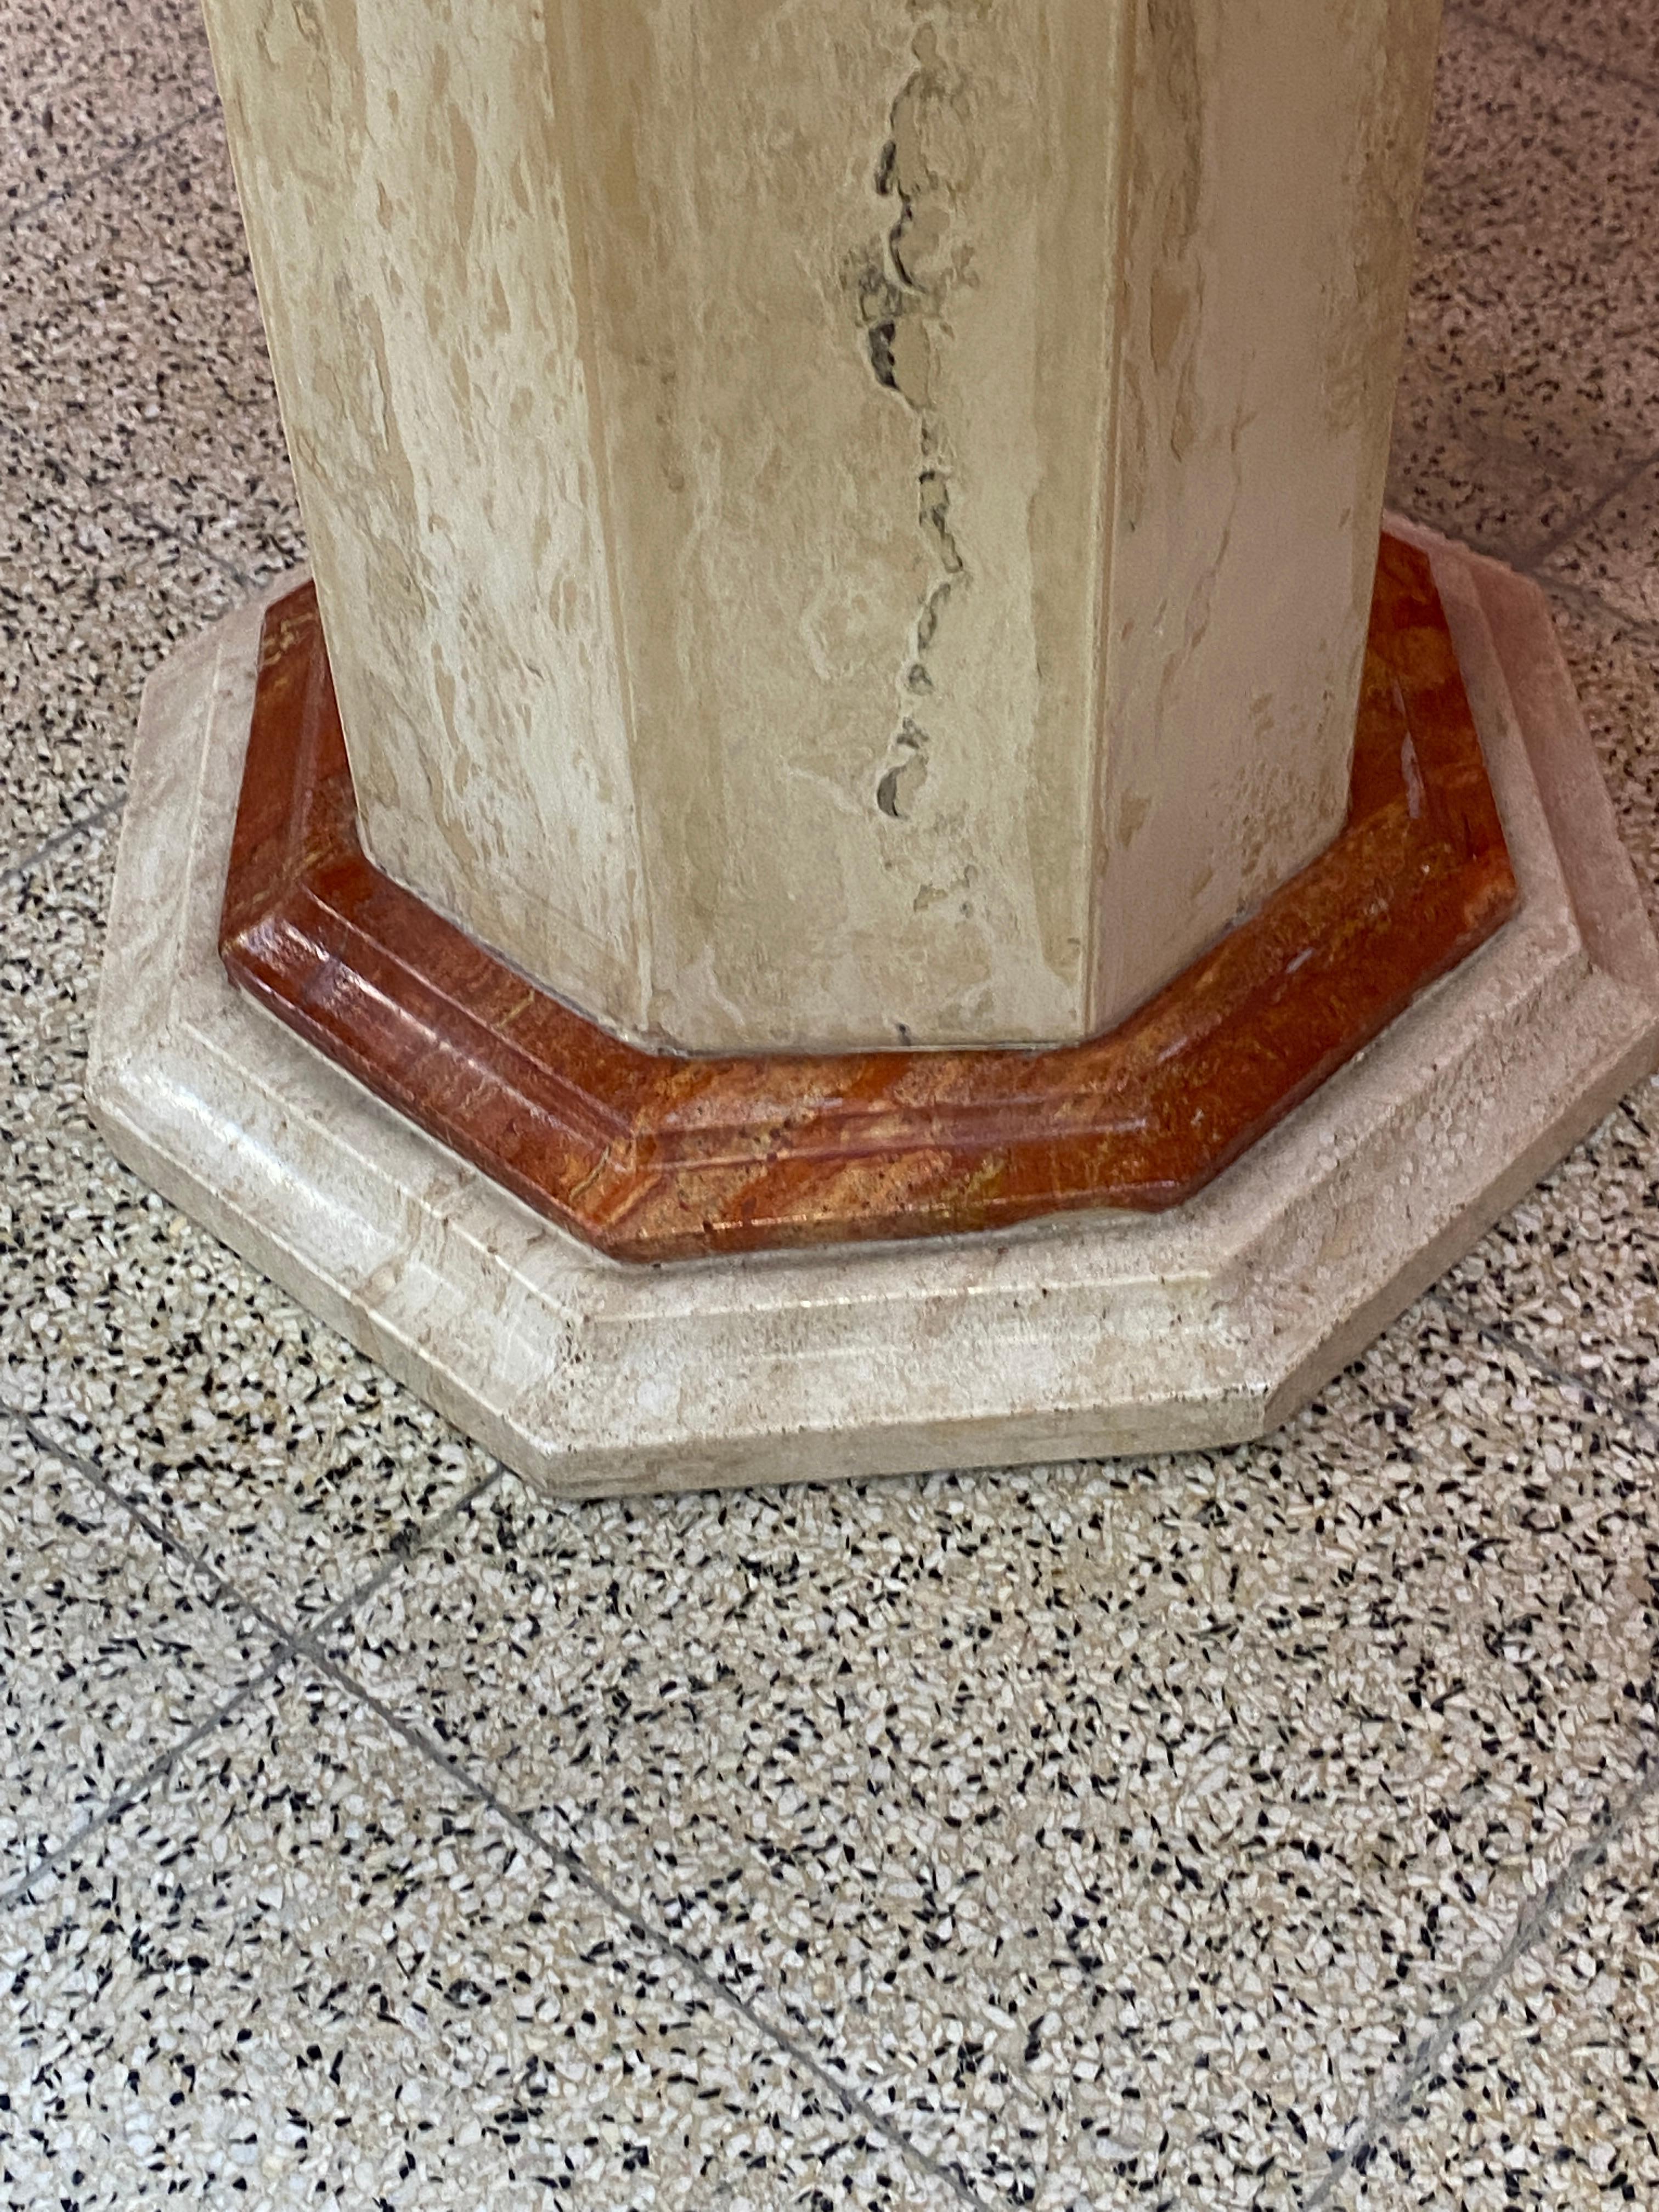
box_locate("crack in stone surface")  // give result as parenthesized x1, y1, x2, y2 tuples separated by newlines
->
(852, 19, 973, 825)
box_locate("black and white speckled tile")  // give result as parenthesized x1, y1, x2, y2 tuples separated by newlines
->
(1, 825, 496, 1629)
(0, 1421, 273, 1895)
(1542, 461, 1659, 634)
(1387, 11, 1659, 562)
(1, 106, 303, 582)
(1536, 591, 1659, 952)
(318, 1303, 1659, 2208)
(1, 0, 219, 221)
(1449, 0, 1659, 89)
(0, 1666, 964, 2212)
(0, 1425, 39, 1498)
(0, 433, 239, 870)
(1446, 1084, 1659, 1414)
(1331, 1774, 1659, 2208)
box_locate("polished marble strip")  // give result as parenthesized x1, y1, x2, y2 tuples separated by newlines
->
(220, 533, 1517, 1262)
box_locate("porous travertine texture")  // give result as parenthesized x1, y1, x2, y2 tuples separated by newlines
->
(86, 532, 1659, 1491)
(200, 0, 1440, 1052)
(1097, 0, 1444, 1023)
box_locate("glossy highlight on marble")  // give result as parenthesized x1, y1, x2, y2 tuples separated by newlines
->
(218, 534, 1518, 1265)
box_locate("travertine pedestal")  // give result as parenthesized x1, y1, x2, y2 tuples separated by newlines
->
(87, 531, 1659, 1492)
(88, 5, 1659, 1488)
(199, 0, 1440, 1052)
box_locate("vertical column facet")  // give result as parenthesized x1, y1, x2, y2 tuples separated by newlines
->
(201, 0, 1440, 1053)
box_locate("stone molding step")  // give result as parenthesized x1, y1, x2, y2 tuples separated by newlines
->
(89, 524, 1659, 1494)
(218, 534, 1516, 1263)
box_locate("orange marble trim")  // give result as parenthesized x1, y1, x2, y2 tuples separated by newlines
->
(219, 534, 1518, 1263)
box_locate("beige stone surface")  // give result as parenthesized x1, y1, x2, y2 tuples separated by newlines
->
(201, 0, 1440, 1052)
(86, 529, 1659, 1493)
(1096, 0, 1443, 1024)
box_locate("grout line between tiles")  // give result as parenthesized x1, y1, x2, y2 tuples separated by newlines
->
(304, 1472, 515, 1644)
(1427, 1285, 1659, 1457)
(0, 1655, 285, 1912)
(1302, 1740, 1659, 2207)
(1290, 1283, 1659, 2199)
(292, 1633, 996, 2210)
(1441, 0, 1659, 105)
(4, 98, 225, 234)
(1521, 446, 1659, 573)
(0, 1398, 510, 1652)
(0, 789, 126, 891)
(0, 1395, 985, 2201)
(0, 1395, 509, 1883)
(5, 412, 275, 596)
(1531, 571, 1659, 653)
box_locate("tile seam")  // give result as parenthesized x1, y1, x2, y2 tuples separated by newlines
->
(0, 1656, 285, 1912)
(1522, 446, 1659, 572)
(4, 98, 225, 234)
(0, 1396, 510, 1895)
(1301, 1745, 1659, 2206)
(1531, 571, 1659, 652)
(1295, 1285, 1659, 2200)
(0, 1399, 510, 1645)
(4, 412, 275, 594)
(1428, 1286, 1659, 1457)
(1440, 0, 1659, 103)
(0, 1398, 983, 2196)
(0, 789, 126, 891)
(292, 1635, 995, 2211)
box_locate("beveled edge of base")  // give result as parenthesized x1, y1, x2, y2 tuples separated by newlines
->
(87, 524, 1659, 1495)
(216, 534, 1516, 1261)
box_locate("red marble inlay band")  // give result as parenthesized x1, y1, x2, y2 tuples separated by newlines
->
(220, 533, 1518, 1262)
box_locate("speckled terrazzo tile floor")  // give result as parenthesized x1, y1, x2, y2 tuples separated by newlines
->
(315, 1307, 1659, 2207)
(1449, 0, 1659, 88)
(1544, 462, 1659, 629)
(1328, 1778, 1659, 2209)
(0, 1425, 274, 1892)
(1, 0, 219, 219)
(1390, 8, 1659, 564)
(0, 1669, 968, 2211)
(0, 104, 303, 579)
(0, 445, 239, 867)
(3, 0, 1659, 2207)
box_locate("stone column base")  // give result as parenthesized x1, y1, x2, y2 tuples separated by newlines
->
(216, 534, 1516, 1262)
(88, 527, 1659, 1497)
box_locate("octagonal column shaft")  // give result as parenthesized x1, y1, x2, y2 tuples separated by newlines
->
(200, 0, 1442, 1056)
